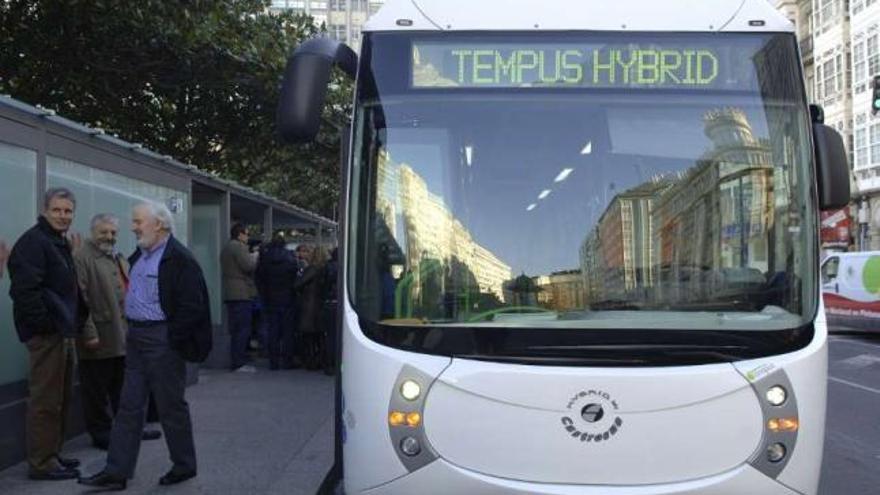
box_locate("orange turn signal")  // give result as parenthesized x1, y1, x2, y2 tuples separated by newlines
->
(406, 412, 422, 428)
(768, 417, 799, 432)
(779, 418, 799, 431)
(389, 411, 406, 427)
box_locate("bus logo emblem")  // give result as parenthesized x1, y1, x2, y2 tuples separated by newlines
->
(581, 404, 604, 423)
(561, 390, 623, 444)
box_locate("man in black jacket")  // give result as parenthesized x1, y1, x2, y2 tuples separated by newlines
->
(255, 232, 299, 370)
(8, 187, 88, 481)
(79, 201, 212, 491)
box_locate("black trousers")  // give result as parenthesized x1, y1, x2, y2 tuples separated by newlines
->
(78, 357, 125, 444)
(105, 323, 196, 478)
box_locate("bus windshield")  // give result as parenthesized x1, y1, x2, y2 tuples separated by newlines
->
(349, 32, 817, 361)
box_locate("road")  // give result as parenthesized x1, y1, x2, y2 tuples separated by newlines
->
(819, 332, 880, 495)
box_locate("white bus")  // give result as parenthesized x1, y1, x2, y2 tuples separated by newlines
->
(277, 1, 851, 493)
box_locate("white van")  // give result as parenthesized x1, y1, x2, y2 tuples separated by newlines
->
(821, 251, 880, 330)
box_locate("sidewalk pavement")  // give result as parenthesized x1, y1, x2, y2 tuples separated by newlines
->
(0, 366, 336, 495)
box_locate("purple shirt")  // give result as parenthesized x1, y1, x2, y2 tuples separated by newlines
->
(124, 237, 169, 321)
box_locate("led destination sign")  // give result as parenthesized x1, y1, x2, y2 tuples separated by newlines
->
(411, 41, 748, 90)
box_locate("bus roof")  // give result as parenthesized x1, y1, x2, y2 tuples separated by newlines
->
(364, 0, 793, 34)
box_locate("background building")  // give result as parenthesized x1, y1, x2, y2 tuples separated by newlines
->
(850, 0, 880, 248)
(776, 0, 817, 97)
(775, 1, 880, 252)
(813, 0, 852, 145)
(269, 0, 385, 52)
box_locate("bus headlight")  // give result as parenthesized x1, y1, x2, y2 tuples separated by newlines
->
(400, 380, 422, 401)
(765, 385, 787, 406)
(767, 443, 787, 463)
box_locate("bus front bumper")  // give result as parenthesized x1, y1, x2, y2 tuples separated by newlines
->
(358, 460, 803, 495)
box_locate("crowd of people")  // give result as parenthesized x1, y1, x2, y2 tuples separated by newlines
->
(221, 223, 338, 375)
(0, 187, 340, 490)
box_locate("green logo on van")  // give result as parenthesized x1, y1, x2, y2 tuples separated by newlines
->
(863, 257, 880, 294)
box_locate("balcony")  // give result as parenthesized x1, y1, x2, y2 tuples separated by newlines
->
(800, 37, 813, 63)
(856, 169, 880, 195)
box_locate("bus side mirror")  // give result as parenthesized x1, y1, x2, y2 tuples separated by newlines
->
(813, 121, 851, 210)
(276, 37, 358, 144)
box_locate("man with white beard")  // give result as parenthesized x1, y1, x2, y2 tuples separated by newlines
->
(73, 214, 161, 450)
(79, 202, 212, 490)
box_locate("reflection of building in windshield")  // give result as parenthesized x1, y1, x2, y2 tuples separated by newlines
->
(535, 270, 587, 311)
(580, 179, 672, 305)
(411, 45, 459, 87)
(501, 270, 586, 312)
(374, 152, 513, 313)
(653, 108, 774, 304)
(581, 107, 776, 308)
(398, 165, 513, 302)
(376, 149, 400, 249)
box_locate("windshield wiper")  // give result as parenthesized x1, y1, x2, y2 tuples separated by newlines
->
(586, 299, 764, 312)
(527, 343, 749, 361)
(525, 344, 747, 351)
(455, 342, 755, 367)
(456, 354, 650, 366)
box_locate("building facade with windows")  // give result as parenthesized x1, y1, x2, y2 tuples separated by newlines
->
(269, 0, 385, 52)
(850, 0, 880, 248)
(776, 0, 817, 97)
(776, 1, 879, 251)
(812, 0, 853, 148)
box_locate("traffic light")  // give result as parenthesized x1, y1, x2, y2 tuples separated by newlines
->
(872, 75, 880, 116)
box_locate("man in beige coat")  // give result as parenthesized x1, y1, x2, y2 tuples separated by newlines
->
(220, 223, 257, 371)
(74, 214, 160, 449)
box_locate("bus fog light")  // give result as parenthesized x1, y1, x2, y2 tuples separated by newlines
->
(767, 443, 787, 463)
(400, 380, 421, 401)
(766, 386, 787, 406)
(400, 436, 421, 456)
